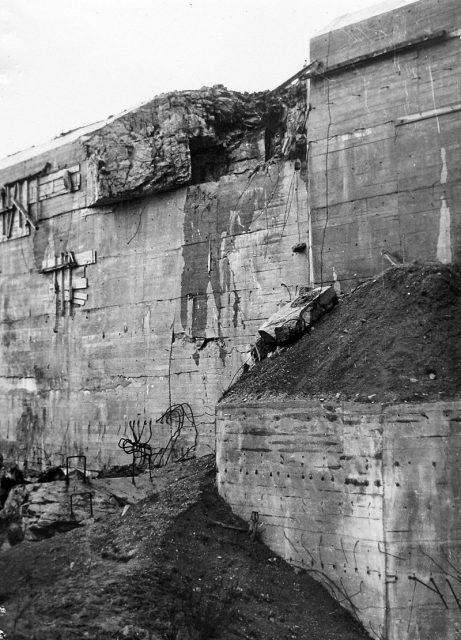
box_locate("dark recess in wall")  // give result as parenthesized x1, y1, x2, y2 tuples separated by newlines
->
(264, 104, 286, 161)
(190, 138, 229, 185)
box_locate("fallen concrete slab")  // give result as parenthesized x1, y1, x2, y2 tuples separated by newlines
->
(258, 286, 337, 345)
(0, 472, 158, 547)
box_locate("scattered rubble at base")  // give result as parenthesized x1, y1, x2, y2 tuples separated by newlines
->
(227, 263, 461, 404)
(0, 456, 368, 640)
(0, 472, 156, 547)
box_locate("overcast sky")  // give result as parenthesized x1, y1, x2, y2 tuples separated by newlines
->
(0, 0, 410, 159)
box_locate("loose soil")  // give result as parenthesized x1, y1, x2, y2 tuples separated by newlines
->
(225, 263, 461, 403)
(0, 456, 368, 640)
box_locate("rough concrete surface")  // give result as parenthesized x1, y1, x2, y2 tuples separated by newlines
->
(217, 400, 461, 640)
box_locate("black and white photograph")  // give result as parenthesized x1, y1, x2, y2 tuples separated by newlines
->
(0, 1, 460, 638)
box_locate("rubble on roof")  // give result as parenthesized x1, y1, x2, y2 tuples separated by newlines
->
(82, 84, 308, 205)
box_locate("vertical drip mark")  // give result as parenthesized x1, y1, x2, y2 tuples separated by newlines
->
(168, 315, 175, 408)
(332, 267, 341, 295)
(428, 66, 441, 134)
(437, 196, 452, 264)
(440, 147, 448, 185)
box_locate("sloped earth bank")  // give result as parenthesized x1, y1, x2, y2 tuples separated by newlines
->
(226, 263, 461, 403)
(0, 456, 368, 640)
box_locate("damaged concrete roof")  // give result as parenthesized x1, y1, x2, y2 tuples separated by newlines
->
(0, 86, 267, 177)
(0, 84, 307, 206)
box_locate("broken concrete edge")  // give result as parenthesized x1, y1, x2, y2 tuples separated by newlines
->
(84, 84, 307, 206)
(0, 83, 308, 210)
(258, 286, 337, 345)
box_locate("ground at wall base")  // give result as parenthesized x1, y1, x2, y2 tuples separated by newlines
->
(0, 455, 369, 640)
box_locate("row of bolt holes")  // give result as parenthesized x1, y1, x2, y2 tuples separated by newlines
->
(287, 558, 379, 576)
(286, 557, 377, 575)
(223, 460, 438, 486)
(225, 469, 383, 488)
(226, 469, 336, 482)
(224, 467, 380, 574)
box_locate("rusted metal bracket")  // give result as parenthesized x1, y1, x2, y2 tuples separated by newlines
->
(270, 60, 322, 95)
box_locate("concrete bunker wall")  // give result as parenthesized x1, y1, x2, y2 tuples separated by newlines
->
(216, 399, 461, 639)
(1, 0, 461, 472)
(0, 152, 309, 468)
(308, 0, 461, 292)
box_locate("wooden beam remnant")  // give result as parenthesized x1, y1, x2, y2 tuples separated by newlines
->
(12, 196, 38, 230)
(72, 292, 88, 306)
(72, 277, 88, 290)
(6, 208, 14, 239)
(41, 250, 96, 273)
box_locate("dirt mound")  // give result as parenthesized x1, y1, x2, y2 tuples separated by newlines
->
(0, 456, 367, 640)
(225, 263, 461, 403)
